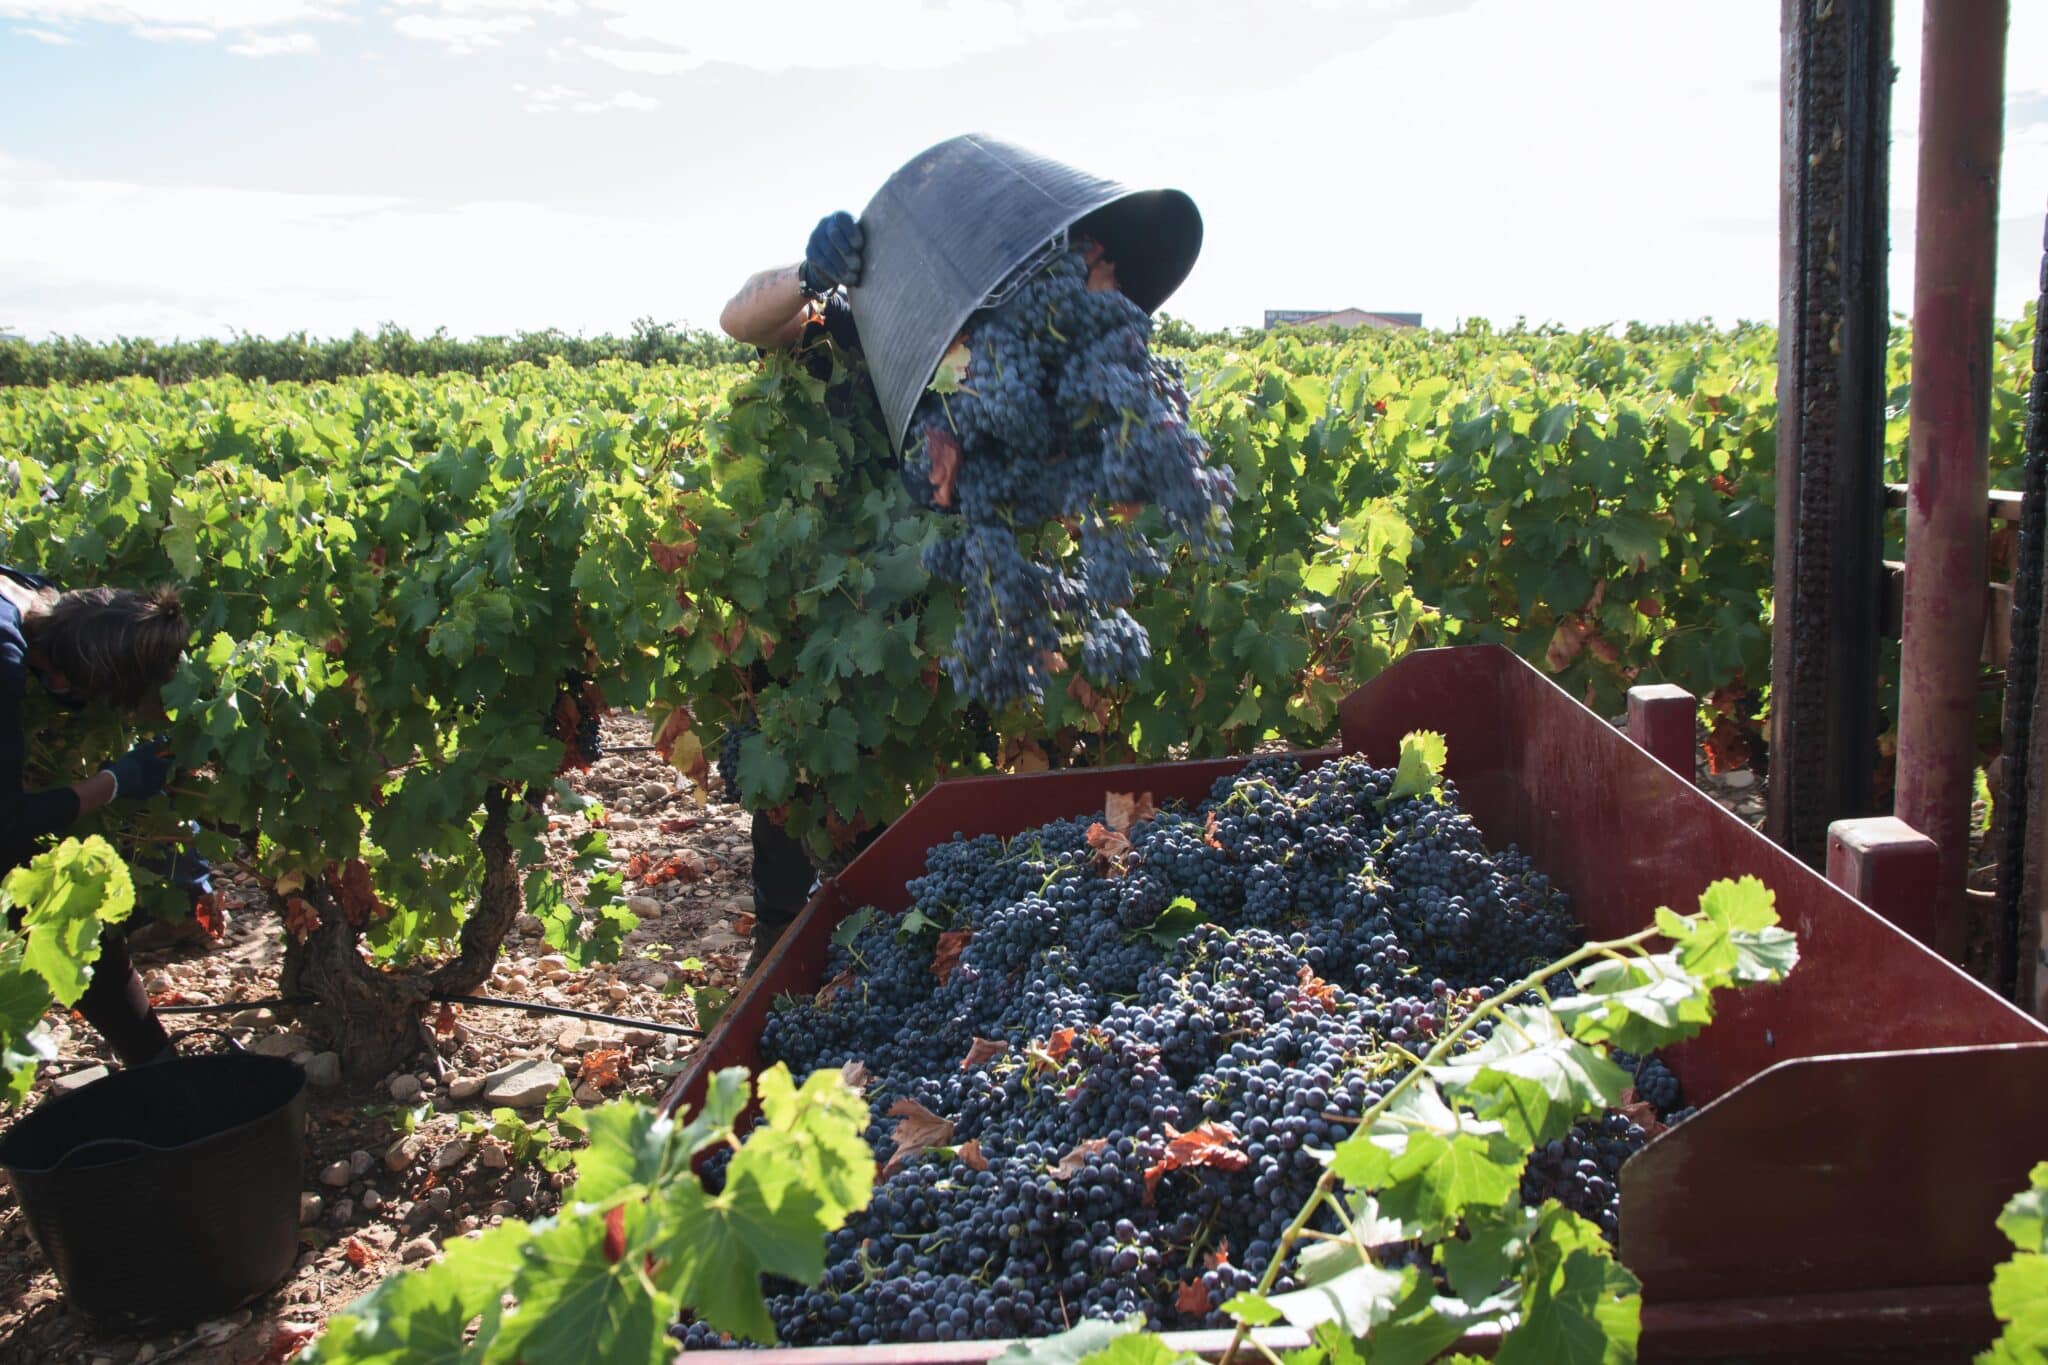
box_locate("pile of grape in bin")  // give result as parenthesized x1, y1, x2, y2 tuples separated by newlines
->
(899, 235, 1237, 711)
(678, 742, 1696, 1348)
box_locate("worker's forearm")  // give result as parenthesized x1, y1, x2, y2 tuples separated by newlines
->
(71, 770, 116, 814)
(720, 265, 812, 350)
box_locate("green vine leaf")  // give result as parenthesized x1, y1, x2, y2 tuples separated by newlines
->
(1983, 1161, 2048, 1363)
(993, 1316, 1146, 1365)
(1267, 1260, 1415, 1337)
(1654, 875, 1797, 985)
(1495, 1204, 1641, 1365)
(1431, 1005, 1633, 1147)
(5, 836, 134, 1007)
(1385, 730, 1448, 807)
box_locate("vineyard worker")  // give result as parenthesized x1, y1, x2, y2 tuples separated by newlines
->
(720, 212, 871, 973)
(0, 568, 189, 1067)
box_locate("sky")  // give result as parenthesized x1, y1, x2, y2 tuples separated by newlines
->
(1, 0, 2044, 341)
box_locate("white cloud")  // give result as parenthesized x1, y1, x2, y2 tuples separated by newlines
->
(0, 1, 345, 28)
(0, 159, 719, 341)
(227, 28, 313, 53)
(582, 0, 1132, 73)
(576, 42, 689, 75)
(14, 23, 74, 39)
(395, 0, 571, 11)
(133, 20, 211, 37)
(393, 11, 527, 51)
(513, 80, 656, 114)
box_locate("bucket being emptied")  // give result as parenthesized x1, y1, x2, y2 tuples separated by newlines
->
(0, 1050, 307, 1332)
(847, 132, 1204, 457)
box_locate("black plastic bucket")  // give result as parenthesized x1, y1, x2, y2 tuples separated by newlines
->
(848, 132, 1204, 455)
(0, 1052, 307, 1332)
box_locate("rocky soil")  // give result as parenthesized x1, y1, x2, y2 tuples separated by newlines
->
(0, 713, 754, 1365)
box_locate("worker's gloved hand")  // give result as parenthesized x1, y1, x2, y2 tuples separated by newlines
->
(798, 211, 865, 295)
(102, 736, 173, 800)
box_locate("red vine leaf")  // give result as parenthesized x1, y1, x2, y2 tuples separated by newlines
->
(1054, 1137, 1108, 1181)
(1104, 791, 1158, 833)
(818, 968, 856, 1007)
(1066, 672, 1111, 725)
(651, 705, 695, 761)
(1617, 1096, 1669, 1140)
(1545, 617, 1593, 673)
(824, 807, 870, 853)
(191, 891, 225, 940)
(882, 1099, 956, 1177)
(580, 1048, 627, 1090)
(1176, 1280, 1212, 1315)
(1203, 810, 1224, 851)
(1083, 242, 1121, 294)
(1086, 822, 1133, 876)
(258, 1323, 319, 1365)
(602, 1205, 627, 1264)
(1144, 1122, 1250, 1197)
(433, 1002, 460, 1036)
(648, 538, 697, 574)
(927, 426, 962, 509)
(1001, 734, 1052, 773)
(931, 929, 972, 985)
(327, 859, 387, 925)
(956, 1139, 989, 1173)
(1296, 966, 1341, 1010)
(342, 1237, 373, 1269)
(283, 896, 321, 944)
(1204, 1239, 1232, 1270)
(1028, 1028, 1077, 1074)
(962, 1037, 1010, 1071)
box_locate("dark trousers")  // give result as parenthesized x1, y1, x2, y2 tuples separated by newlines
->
(747, 814, 885, 965)
(750, 815, 818, 954)
(5, 904, 169, 1067)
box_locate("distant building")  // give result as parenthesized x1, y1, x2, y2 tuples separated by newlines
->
(1264, 308, 1422, 331)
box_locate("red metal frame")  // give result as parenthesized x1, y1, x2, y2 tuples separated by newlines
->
(663, 647, 2048, 1361)
(1894, 0, 2010, 962)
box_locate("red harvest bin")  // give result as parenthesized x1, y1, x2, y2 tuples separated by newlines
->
(662, 646, 2048, 1363)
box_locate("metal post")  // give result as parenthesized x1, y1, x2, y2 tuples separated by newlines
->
(1894, 0, 2008, 965)
(1828, 815, 1942, 946)
(1628, 684, 1699, 784)
(2002, 212, 2048, 1011)
(1765, 0, 1893, 868)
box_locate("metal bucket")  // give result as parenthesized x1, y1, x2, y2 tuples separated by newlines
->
(846, 132, 1203, 455)
(0, 1051, 308, 1332)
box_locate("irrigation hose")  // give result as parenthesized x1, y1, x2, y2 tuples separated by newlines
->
(150, 991, 705, 1038)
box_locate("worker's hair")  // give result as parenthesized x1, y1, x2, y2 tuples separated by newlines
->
(42, 586, 189, 710)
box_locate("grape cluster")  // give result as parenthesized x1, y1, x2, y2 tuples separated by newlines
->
(542, 670, 604, 773)
(717, 715, 755, 805)
(901, 243, 1236, 709)
(684, 753, 1665, 1347)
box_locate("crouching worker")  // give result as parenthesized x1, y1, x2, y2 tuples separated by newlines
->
(1, 567, 190, 1067)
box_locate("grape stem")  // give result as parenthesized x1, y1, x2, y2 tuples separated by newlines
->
(1215, 924, 1658, 1365)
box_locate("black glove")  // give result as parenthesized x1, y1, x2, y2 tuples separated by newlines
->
(102, 736, 173, 800)
(798, 211, 865, 295)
